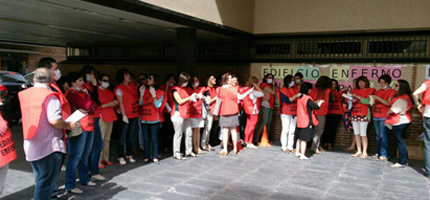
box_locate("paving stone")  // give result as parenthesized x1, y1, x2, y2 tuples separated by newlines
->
(184, 178, 227, 190)
(113, 190, 154, 200)
(155, 192, 201, 200)
(170, 184, 216, 198)
(127, 183, 170, 195)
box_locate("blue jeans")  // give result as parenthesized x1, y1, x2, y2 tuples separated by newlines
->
(117, 117, 138, 158)
(373, 117, 389, 157)
(66, 131, 94, 191)
(141, 123, 160, 159)
(393, 123, 410, 165)
(423, 117, 430, 175)
(91, 118, 104, 175)
(138, 119, 144, 150)
(30, 152, 63, 200)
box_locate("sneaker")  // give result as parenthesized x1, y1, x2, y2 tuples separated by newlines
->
(68, 187, 83, 194)
(391, 163, 406, 168)
(84, 181, 97, 186)
(295, 153, 301, 157)
(300, 156, 309, 160)
(61, 165, 66, 172)
(117, 158, 126, 165)
(92, 175, 107, 181)
(246, 143, 258, 149)
(127, 156, 136, 163)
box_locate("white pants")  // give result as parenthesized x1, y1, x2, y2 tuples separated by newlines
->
(352, 121, 369, 136)
(280, 114, 297, 150)
(0, 164, 8, 195)
(171, 112, 193, 156)
(201, 112, 213, 148)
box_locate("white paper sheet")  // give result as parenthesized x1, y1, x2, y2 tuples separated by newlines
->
(65, 110, 87, 123)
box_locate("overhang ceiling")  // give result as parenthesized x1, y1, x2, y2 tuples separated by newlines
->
(0, 0, 235, 48)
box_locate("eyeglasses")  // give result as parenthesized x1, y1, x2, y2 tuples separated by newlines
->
(148, 77, 153, 80)
(102, 80, 109, 82)
(140, 78, 146, 81)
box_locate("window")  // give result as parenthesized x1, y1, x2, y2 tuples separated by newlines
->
(297, 42, 361, 55)
(368, 40, 426, 54)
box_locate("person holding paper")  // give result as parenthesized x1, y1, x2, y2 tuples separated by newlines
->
(322, 79, 344, 150)
(370, 74, 396, 161)
(158, 74, 176, 153)
(201, 75, 217, 151)
(243, 76, 265, 149)
(295, 82, 324, 160)
(139, 74, 166, 164)
(114, 69, 140, 165)
(189, 76, 206, 155)
(19, 68, 75, 199)
(310, 76, 332, 155)
(65, 72, 99, 194)
(350, 76, 376, 159)
(171, 72, 197, 160)
(96, 74, 118, 167)
(385, 80, 414, 168)
(277, 75, 299, 153)
(216, 73, 253, 155)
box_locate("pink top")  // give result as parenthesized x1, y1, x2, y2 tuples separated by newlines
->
(23, 83, 66, 162)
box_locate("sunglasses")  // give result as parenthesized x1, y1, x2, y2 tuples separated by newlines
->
(102, 79, 109, 82)
(394, 84, 399, 87)
(148, 77, 153, 80)
(140, 78, 146, 81)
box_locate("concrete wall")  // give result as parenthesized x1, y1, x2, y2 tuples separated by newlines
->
(139, 0, 255, 33)
(254, 0, 430, 34)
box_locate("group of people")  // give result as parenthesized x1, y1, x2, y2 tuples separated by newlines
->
(2, 56, 430, 200)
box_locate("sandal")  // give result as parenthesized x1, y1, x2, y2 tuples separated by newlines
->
(372, 154, 379, 158)
(376, 157, 387, 161)
(219, 151, 228, 156)
(186, 153, 199, 157)
(360, 154, 368, 159)
(173, 155, 186, 160)
(352, 152, 362, 157)
(143, 158, 149, 163)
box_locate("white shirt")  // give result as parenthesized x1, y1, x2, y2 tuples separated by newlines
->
(421, 83, 430, 118)
(246, 88, 264, 114)
(24, 83, 66, 162)
(390, 99, 410, 126)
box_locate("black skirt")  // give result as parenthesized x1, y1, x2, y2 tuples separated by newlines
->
(296, 127, 315, 142)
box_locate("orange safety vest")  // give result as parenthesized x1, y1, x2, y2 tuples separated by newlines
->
(260, 83, 275, 108)
(205, 86, 217, 113)
(97, 87, 118, 122)
(50, 83, 72, 119)
(297, 95, 319, 128)
(218, 86, 239, 116)
(186, 87, 203, 118)
(242, 87, 261, 115)
(277, 86, 298, 115)
(328, 90, 344, 115)
(170, 86, 191, 118)
(114, 83, 139, 118)
(351, 88, 376, 116)
(385, 94, 413, 125)
(373, 88, 397, 118)
(423, 80, 430, 105)
(310, 88, 330, 116)
(0, 114, 17, 167)
(19, 87, 60, 139)
(140, 89, 166, 121)
(65, 89, 95, 132)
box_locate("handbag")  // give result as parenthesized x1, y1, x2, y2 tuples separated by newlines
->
(67, 122, 82, 138)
